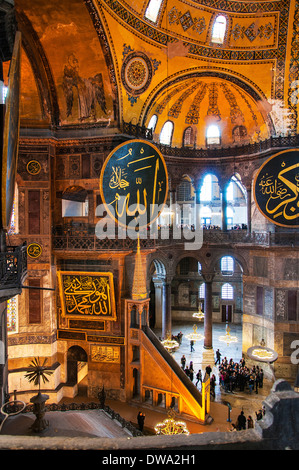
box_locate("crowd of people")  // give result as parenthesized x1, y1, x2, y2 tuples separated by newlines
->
(218, 356, 264, 394)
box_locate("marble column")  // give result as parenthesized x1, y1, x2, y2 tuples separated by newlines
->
(162, 281, 172, 338)
(153, 278, 165, 330)
(201, 272, 215, 371)
(221, 186, 228, 232)
(246, 185, 252, 233)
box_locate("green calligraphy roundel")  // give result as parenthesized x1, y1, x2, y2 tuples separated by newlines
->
(253, 149, 299, 228)
(100, 139, 168, 229)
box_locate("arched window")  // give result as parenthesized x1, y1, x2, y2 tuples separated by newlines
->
(183, 126, 195, 147)
(199, 283, 205, 298)
(200, 174, 212, 201)
(221, 283, 234, 300)
(145, 0, 163, 23)
(211, 15, 227, 44)
(206, 124, 220, 145)
(221, 256, 234, 273)
(160, 120, 173, 146)
(147, 114, 158, 132)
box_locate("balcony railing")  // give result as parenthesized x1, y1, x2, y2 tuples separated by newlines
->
(0, 243, 27, 300)
(0, 245, 27, 300)
(121, 121, 299, 159)
(52, 225, 298, 251)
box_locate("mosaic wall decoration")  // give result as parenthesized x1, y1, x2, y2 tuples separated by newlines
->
(7, 296, 17, 333)
(57, 271, 116, 321)
(101, 0, 289, 101)
(62, 53, 107, 120)
(253, 149, 299, 227)
(121, 45, 161, 105)
(168, 7, 206, 36)
(231, 22, 275, 42)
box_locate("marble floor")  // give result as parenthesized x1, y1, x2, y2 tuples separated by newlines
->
(153, 321, 273, 420)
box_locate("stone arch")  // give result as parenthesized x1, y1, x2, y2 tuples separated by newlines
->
(67, 345, 88, 385)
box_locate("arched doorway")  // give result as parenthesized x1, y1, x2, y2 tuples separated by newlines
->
(67, 345, 88, 389)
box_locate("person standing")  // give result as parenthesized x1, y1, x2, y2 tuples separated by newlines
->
(237, 411, 246, 430)
(181, 355, 186, 369)
(190, 340, 195, 352)
(195, 369, 202, 387)
(205, 364, 212, 376)
(137, 411, 145, 431)
(215, 349, 221, 365)
(247, 415, 254, 429)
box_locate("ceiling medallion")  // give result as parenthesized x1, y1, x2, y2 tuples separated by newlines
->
(121, 51, 153, 97)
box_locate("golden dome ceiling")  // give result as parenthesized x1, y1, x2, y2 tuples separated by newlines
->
(143, 75, 270, 148)
(5, 0, 295, 144)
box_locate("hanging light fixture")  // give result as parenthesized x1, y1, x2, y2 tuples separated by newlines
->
(192, 304, 204, 321)
(186, 324, 204, 342)
(247, 345, 278, 363)
(218, 323, 238, 346)
(161, 332, 180, 352)
(155, 408, 190, 435)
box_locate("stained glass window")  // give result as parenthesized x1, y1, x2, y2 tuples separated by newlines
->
(7, 296, 18, 334)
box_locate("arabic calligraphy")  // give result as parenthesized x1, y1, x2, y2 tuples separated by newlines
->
(254, 150, 299, 227)
(91, 345, 120, 363)
(100, 139, 168, 229)
(58, 271, 116, 320)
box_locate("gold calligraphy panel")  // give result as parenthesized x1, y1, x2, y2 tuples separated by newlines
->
(57, 271, 116, 321)
(90, 344, 120, 363)
(253, 149, 299, 228)
(100, 139, 168, 229)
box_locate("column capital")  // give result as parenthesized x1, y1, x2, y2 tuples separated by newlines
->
(200, 271, 215, 283)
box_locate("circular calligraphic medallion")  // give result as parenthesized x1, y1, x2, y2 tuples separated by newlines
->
(26, 160, 41, 175)
(253, 149, 299, 228)
(100, 139, 168, 229)
(27, 243, 42, 259)
(121, 52, 152, 96)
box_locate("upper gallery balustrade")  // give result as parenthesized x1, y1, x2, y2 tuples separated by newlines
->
(52, 224, 298, 251)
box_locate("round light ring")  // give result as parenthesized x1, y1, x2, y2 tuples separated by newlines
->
(247, 346, 278, 363)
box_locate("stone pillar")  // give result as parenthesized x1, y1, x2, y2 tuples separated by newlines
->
(221, 184, 228, 232)
(246, 185, 252, 233)
(153, 278, 165, 329)
(163, 281, 172, 338)
(201, 272, 215, 371)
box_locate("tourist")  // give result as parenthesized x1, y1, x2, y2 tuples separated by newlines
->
(215, 348, 222, 365)
(137, 411, 145, 431)
(190, 340, 195, 352)
(237, 411, 246, 430)
(247, 415, 254, 429)
(181, 355, 186, 369)
(195, 369, 202, 387)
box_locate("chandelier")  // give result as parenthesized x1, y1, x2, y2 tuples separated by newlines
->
(155, 408, 190, 435)
(192, 305, 204, 320)
(161, 333, 179, 352)
(247, 345, 278, 364)
(185, 324, 204, 342)
(218, 324, 238, 346)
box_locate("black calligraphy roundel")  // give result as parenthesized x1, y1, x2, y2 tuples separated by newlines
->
(253, 149, 299, 228)
(100, 139, 168, 229)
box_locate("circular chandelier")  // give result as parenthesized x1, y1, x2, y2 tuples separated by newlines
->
(155, 408, 190, 435)
(218, 324, 238, 346)
(161, 333, 179, 352)
(185, 324, 204, 342)
(192, 305, 204, 321)
(247, 345, 278, 363)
